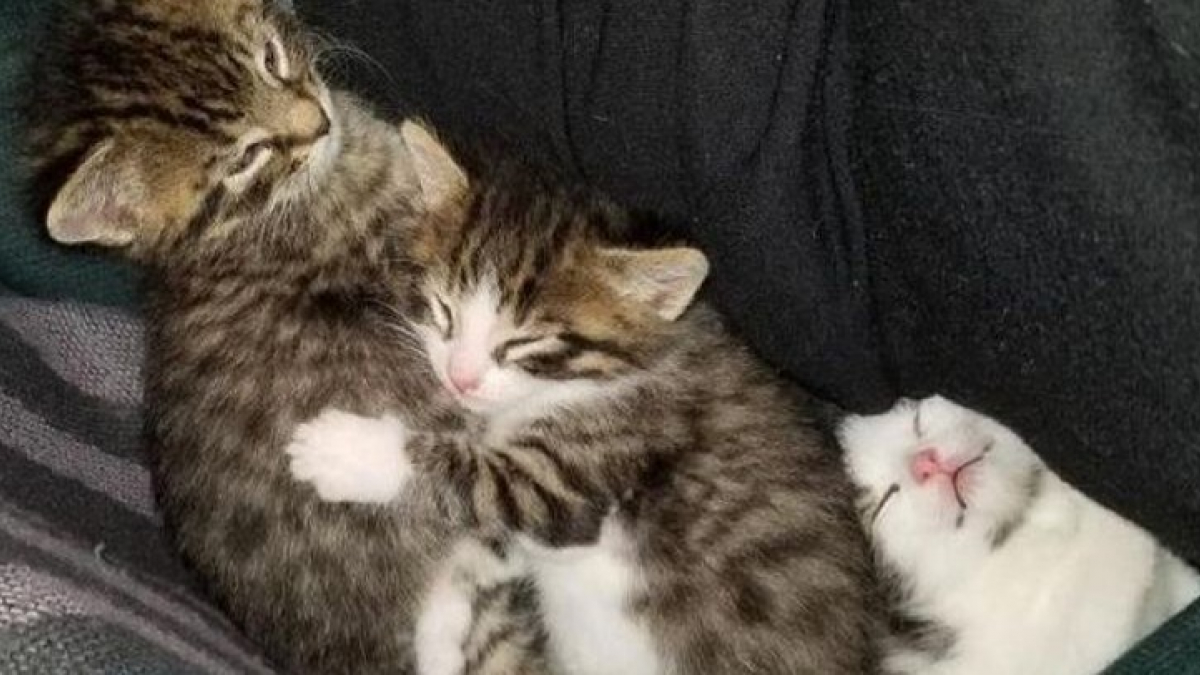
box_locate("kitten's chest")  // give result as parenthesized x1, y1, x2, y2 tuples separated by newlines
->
(518, 516, 665, 675)
(915, 502, 1160, 675)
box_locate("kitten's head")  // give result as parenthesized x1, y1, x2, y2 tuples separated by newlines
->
(399, 123, 709, 418)
(28, 0, 336, 260)
(840, 396, 1045, 550)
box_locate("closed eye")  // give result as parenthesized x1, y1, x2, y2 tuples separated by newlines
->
(224, 140, 274, 189)
(493, 335, 558, 363)
(505, 332, 636, 380)
(430, 297, 455, 337)
(259, 35, 291, 86)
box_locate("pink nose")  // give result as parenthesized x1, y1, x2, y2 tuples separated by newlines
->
(448, 363, 482, 394)
(910, 448, 951, 484)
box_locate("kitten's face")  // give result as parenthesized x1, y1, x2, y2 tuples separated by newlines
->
(399, 125, 708, 419)
(33, 0, 337, 256)
(412, 244, 707, 418)
(413, 275, 613, 416)
(841, 396, 1044, 546)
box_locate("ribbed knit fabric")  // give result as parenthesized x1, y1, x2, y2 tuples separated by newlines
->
(1106, 599, 1200, 674)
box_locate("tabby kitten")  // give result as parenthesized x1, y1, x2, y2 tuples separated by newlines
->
(286, 133, 882, 674)
(26, 1, 536, 673)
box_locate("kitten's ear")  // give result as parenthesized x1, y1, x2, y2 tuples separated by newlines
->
(46, 139, 145, 247)
(600, 247, 709, 321)
(401, 120, 468, 210)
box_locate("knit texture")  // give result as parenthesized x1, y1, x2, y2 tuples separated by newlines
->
(1105, 599, 1200, 675)
(0, 290, 271, 673)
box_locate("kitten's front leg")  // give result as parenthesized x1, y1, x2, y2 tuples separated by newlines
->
(286, 408, 413, 504)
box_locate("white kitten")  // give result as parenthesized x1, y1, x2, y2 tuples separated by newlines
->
(840, 396, 1199, 675)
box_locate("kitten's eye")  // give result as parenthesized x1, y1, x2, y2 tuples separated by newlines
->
(430, 297, 455, 337)
(259, 36, 291, 86)
(494, 336, 555, 363)
(225, 141, 274, 186)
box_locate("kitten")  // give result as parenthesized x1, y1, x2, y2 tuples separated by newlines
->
(840, 395, 1200, 675)
(285, 133, 882, 674)
(26, 1, 540, 672)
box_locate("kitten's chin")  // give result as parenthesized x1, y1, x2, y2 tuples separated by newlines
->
(306, 133, 341, 184)
(452, 393, 498, 415)
(472, 380, 623, 427)
(306, 90, 343, 182)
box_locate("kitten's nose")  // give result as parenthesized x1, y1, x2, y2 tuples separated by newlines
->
(448, 362, 482, 395)
(313, 109, 330, 139)
(290, 98, 330, 142)
(911, 448, 950, 484)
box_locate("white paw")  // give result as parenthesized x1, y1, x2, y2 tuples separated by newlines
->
(415, 574, 471, 675)
(285, 408, 411, 504)
(415, 540, 527, 675)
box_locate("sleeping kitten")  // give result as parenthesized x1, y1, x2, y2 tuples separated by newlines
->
(26, 1, 540, 672)
(840, 396, 1200, 675)
(285, 133, 882, 674)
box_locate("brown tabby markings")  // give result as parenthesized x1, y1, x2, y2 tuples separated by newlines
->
(388, 145, 884, 673)
(26, 2, 517, 673)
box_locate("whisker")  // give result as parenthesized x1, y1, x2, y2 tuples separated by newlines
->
(311, 30, 395, 88)
(951, 454, 987, 510)
(870, 483, 900, 526)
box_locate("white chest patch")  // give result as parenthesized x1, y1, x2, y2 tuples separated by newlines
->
(520, 518, 665, 675)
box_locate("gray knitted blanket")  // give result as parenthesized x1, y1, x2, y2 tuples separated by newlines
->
(0, 291, 272, 674)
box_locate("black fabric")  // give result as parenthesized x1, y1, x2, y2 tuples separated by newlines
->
(295, 1, 1200, 563)
(851, 0, 1200, 564)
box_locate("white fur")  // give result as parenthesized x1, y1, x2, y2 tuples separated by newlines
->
(418, 280, 619, 421)
(415, 539, 527, 675)
(285, 408, 412, 504)
(520, 515, 666, 675)
(841, 396, 1200, 675)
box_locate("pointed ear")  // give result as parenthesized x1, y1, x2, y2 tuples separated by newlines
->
(600, 247, 709, 321)
(401, 120, 468, 210)
(46, 139, 145, 247)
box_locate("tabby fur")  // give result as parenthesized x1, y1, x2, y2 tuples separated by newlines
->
(293, 137, 884, 673)
(26, 1, 540, 673)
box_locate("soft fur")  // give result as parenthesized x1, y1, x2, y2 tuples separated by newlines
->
(841, 396, 1200, 675)
(287, 131, 882, 674)
(26, 2, 540, 672)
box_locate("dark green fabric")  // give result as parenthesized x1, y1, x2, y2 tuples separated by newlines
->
(0, 0, 138, 307)
(1106, 599, 1200, 674)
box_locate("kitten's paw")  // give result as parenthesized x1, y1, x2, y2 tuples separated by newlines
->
(416, 540, 528, 675)
(286, 408, 411, 504)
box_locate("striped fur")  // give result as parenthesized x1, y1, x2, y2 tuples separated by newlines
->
(27, 0, 336, 258)
(388, 142, 885, 673)
(24, 2, 547, 673)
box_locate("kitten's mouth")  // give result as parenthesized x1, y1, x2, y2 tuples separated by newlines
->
(306, 111, 340, 174)
(298, 88, 341, 181)
(910, 441, 993, 513)
(948, 454, 985, 510)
